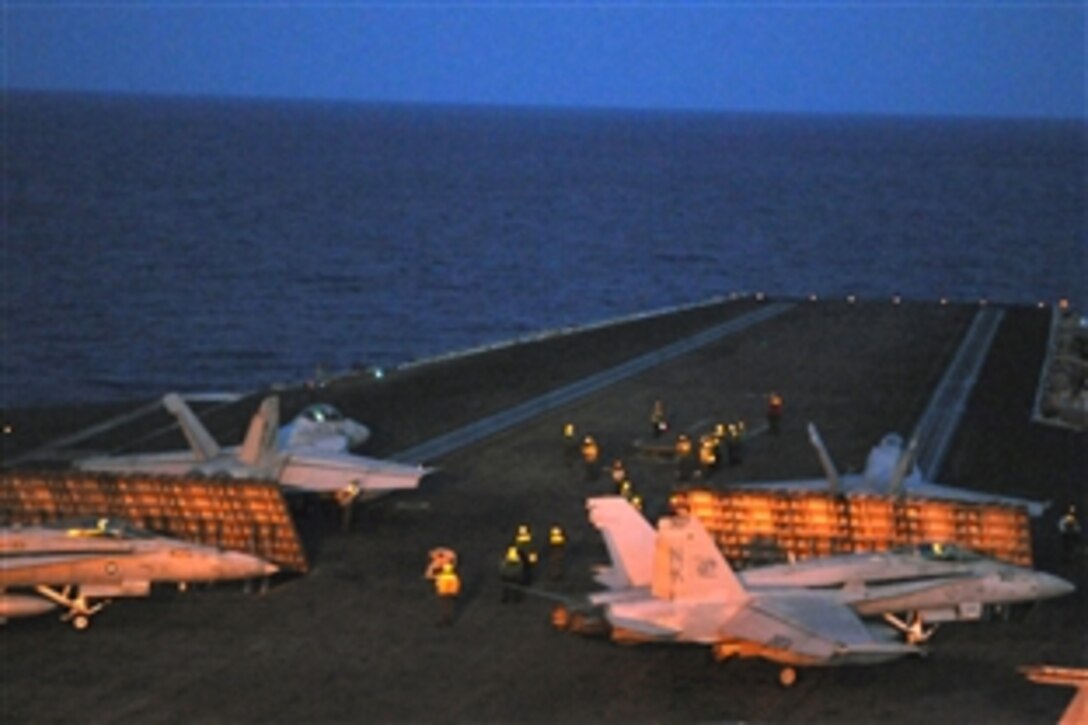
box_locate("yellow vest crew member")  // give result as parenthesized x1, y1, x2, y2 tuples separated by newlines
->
(698, 434, 718, 475)
(675, 434, 695, 481)
(548, 525, 567, 580)
(499, 546, 526, 603)
(434, 563, 461, 625)
(562, 422, 578, 466)
(514, 524, 538, 585)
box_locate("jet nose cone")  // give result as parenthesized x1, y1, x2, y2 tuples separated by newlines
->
(223, 551, 279, 579)
(1038, 572, 1076, 599)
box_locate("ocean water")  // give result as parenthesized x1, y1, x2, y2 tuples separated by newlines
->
(4, 92, 1085, 408)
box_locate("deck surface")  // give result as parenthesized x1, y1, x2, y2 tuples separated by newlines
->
(1, 299, 1085, 723)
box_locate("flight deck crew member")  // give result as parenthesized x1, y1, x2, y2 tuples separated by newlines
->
(610, 459, 628, 487)
(514, 524, 538, 585)
(698, 434, 719, 476)
(651, 400, 668, 438)
(499, 546, 526, 603)
(434, 563, 461, 625)
(562, 422, 579, 466)
(675, 434, 695, 481)
(767, 393, 784, 434)
(581, 435, 601, 481)
(1058, 505, 1082, 560)
(548, 525, 567, 581)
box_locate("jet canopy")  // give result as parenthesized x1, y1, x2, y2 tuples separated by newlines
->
(300, 404, 345, 423)
(57, 517, 154, 540)
(897, 541, 984, 562)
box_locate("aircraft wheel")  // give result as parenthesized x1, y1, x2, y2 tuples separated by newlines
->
(778, 667, 798, 688)
(72, 615, 90, 631)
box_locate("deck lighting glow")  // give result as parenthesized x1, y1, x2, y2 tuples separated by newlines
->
(755, 292, 765, 302)
(892, 295, 902, 305)
(808, 294, 818, 302)
(846, 294, 857, 304)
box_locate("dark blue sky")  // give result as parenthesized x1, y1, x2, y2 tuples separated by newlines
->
(6, 2, 1086, 118)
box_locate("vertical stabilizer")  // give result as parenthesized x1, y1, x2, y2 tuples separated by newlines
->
(652, 515, 746, 602)
(887, 435, 919, 496)
(807, 422, 841, 493)
(162, 393, 221, 461)
(587, 497, 656, 589)
(239, 396, 281, 466)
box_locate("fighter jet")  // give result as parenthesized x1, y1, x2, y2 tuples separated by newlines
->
(558, 497, 1073, 686)
(730, 423, 1048, 515)
(0, 518, 277, 630)
(76, 394, 432, 509)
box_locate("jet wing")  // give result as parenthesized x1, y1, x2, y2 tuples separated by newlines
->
(730, 478, 837, 493)
(728, 592, 916, 664)
(279, 451, 433, 495)
(74, 450, 201, 476)
(905, 481, 1048, 517)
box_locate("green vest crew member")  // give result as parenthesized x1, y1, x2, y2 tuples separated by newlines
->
(434, 564, 461, 625)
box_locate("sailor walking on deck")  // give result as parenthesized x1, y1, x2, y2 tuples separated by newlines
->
(499, 546, 526, 603)
(1058, 505, 1082, 560)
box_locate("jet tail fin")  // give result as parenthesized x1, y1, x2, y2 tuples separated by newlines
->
(887, 435, 918, 496)
(807, 422, 841, 494)
(239, 396, 281, 466)
(587, 497, 656, 589)
(162, 393, 221, 461)
(653, 513, 746, 602)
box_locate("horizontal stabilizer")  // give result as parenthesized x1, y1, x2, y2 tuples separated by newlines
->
(280, 452, 433, 494)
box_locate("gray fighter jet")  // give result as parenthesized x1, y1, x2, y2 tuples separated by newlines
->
(731, 423, 1048, 515)
(0, 518, 277, 629)
(558, 497, 1073, 686)
(76, 393, 432, 508)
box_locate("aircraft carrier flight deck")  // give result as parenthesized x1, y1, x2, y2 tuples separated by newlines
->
(1, 297, 1085, 723)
